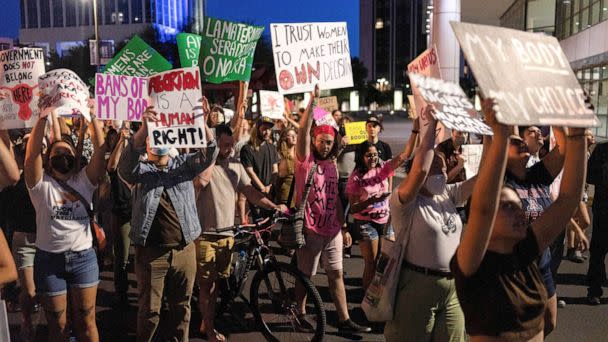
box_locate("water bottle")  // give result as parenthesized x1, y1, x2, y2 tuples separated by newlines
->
(234, 248, 247, 278)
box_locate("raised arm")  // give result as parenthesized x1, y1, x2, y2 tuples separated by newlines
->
(231, 82, 248, 142)
(541, 126, 566, 179)
(107, 127, 129, 173)
(395, 105, 438, 205)
(118, 108, 157, 185)
(85, 112, 108, 185)
(456, 99, 510, 276)
(532, 127, 588, 251)
(283, 98, 300, 129)
(0, 130, 19, 189)
(402, 117, 419, 160)
(295, 86, 319, 161)
(24, 114, 48, 188)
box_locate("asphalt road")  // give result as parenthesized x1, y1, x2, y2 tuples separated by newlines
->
(6, 116, 608, 341)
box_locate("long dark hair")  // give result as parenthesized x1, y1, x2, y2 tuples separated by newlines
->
(354, 141, 380, 174)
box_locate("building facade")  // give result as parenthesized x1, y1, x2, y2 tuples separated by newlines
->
(19, 0, 204, 57)
(359, 0, 428, 88)
(500, 0, 608, 138)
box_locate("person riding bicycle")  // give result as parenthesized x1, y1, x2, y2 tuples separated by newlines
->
(195, 123, 287, 342)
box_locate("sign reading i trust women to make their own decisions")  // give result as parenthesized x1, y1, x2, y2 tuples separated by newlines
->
(451, 22, 598, 127)
(38, 69, 91, 121)
(409, 73, 493, 136)
(0, 48, 45, 129)
(147, 67, 206, 148)
(271, 22, 353, 94)
(95, 73, 149, 121)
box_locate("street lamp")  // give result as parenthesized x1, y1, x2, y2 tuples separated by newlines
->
(90, 0, 100, 70)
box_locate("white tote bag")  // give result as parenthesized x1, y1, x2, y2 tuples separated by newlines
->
(361, 217, 412, 322)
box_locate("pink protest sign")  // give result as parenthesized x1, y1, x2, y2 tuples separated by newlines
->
(95, 73, 149, 121)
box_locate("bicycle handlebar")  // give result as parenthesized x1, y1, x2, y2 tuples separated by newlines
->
(212, 216, 273, 233)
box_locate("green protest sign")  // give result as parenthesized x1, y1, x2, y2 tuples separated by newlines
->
(199, 17, 264, 83)
(177, 33, 202, 67)
(104, 35, 172, 76)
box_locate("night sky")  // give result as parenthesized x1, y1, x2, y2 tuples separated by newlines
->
(0, 0, 359, 56)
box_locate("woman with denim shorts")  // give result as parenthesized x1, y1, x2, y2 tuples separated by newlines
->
(24, 108, 107, 342)
(346, 141, 409, 290)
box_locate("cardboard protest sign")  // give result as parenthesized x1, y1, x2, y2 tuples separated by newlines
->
(177, 33, 202, 67)
(271, 22, 353, 94)
(104, 36, 172, 77)
(451, 21, 598, 127)
(461, 144, 483, 179)
(259, 90, 284, 119)
(95, 73, 148, 121)
(199, 17, 264, 83)
(0, 48, 45, 129)
(38, 69, 91, 121)
(318, 96, 339, 112)
(147, 67, 206, 148)
(407, 46, 449, 143)
(409, 73, 492, 136)
(345, 121, 367, 144)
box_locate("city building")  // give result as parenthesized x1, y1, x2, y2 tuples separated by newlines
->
(19, 0, 205, 57)
(359, 0, 428, 88)
(0, 37, 14, 51)
(500, 0, 608, 138)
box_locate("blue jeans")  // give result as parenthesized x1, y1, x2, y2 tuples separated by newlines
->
(34, 248, 99, 297)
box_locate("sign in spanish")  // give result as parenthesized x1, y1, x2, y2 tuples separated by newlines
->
(271, 22, 353, 94)
(451, 21, 598, 127)
(104, 35, 172, 77)
(0, 48, 45, 129)
(199, 17, 264, 83)
(147, 67, 206, 148)
(177, 33, 202, 67)
(259, 90, 284, 119)
(409, 73, 493, 136)
(38, 69, 91, 121)
(95, 73, 149, 121)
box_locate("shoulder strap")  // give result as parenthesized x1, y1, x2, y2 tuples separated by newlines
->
(296, 162, 317, 213)
(286, 175, 296, 207)
(53, 177, 95, 220)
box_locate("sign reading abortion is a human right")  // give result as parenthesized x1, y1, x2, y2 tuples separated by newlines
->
(451, 21, 598, 127)
(271, 22, 353, 94)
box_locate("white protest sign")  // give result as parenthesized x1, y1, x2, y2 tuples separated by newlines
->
(409, 73, 492, 136)
(315, 113, 338, 131)
(271, 22, 353, 94)
(259, 90, 284, 119)
(147, 67, 206, 148)
(461, 144, 483, 179)
(38, 69, 91, 121)
(95, 73, 149, 122)
(451, 21, 598, 127)
(407, 46, 449, 143)
(0, 48, 45, 129)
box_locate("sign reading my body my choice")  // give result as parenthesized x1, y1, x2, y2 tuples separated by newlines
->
(0, 48, 45, 129)
(451, 21, 598, 127)
(199, 17, 264, 84)
(271, 22, 353, 94)
(147, 67, 206, 148)
(104, 36, 172, 77)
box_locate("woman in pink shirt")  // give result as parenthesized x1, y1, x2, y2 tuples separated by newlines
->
(347, 141, 409, 290)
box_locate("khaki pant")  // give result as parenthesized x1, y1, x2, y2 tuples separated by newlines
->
(135, 242, 196, 342)
(384, 267, 466, 342)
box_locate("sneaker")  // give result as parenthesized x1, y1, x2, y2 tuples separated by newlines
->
(587, 296, 601, 305)
(337, 319, 372, 333)
(566, 249, 584, 263)
(557, 299, 566, 308)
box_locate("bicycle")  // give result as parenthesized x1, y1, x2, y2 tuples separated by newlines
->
(212, 213, 326, 342)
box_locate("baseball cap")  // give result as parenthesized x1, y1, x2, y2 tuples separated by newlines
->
(366, 114, 383, 128)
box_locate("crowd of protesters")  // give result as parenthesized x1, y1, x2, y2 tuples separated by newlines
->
(0, 81, 603, 342)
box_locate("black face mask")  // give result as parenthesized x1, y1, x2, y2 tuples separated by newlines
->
(50, 155, 75, 174)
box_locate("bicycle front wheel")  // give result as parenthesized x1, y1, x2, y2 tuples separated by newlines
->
(250, 261, 326, 342)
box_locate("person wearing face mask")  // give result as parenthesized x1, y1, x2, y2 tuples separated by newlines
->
(346, 141, 410, 290)
(194, 124, 287, 342)
(118, 105, 217, 342)
(385, 105, 482, 342)
(436, 129, 468, 184)
(294, 85, 371, 334)
(24, 109, 107, 342)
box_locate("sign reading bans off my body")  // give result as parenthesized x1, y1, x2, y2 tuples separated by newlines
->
(147, 67, 206, 148)
(409, 73, 492, 136)
(451, 21, 598, 127)
(271, 22, 353, 94)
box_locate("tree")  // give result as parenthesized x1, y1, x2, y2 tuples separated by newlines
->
(47, 42, 96, 87)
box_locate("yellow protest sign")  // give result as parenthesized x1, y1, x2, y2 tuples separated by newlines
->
(345, 121, 367, 145)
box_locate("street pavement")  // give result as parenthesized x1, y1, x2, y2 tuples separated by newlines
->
(6, 116, 608, 341)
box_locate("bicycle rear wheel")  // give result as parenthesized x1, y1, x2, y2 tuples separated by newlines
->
(250, 261, 326, 342)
